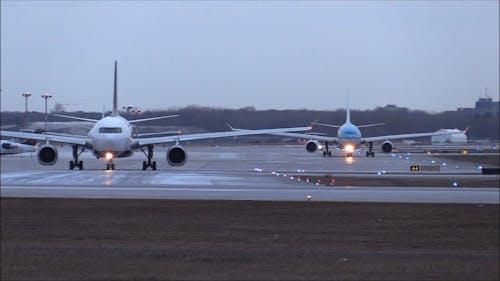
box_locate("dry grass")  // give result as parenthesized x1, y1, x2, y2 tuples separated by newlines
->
(1, 198, 499, 280)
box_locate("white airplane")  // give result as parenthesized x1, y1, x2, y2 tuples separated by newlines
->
(0, 140, 36, 155)
(0, 129, 42, 155)
(231, 105, 464, 157)
(0, 61, 310, 170)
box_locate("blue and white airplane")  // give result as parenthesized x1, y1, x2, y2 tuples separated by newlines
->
(0, 61, 310, 170)
(231, 106, 463, 157)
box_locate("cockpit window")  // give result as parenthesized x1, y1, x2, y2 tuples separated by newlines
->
(99, 127, 122, 133)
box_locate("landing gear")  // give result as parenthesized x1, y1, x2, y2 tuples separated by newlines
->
(322, 143, 332, 157)
(69, 145, 84, 170)
(366, 142, 375, 157)
(106, 163, 115, 170)
(141, 145, 157, 170)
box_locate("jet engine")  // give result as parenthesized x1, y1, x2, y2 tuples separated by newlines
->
(305, 140, 319, 153)
(381, 141, 393, 153)
(167, 145, 187, 166)
(38, 144, 58, 165)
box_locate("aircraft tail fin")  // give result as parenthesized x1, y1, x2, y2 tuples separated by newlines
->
(226, 123, 241, 131)
(112, 60, 118, 116)
(346, 91, 351, 123)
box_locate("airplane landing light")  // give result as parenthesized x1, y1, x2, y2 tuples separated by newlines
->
(105, 152, 114, 161)
(344, 144, 354, 153)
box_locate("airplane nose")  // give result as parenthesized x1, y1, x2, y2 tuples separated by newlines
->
(94, 136, 129, 152)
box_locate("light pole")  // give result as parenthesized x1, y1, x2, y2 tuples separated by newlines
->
(22, 92, 32, 128)
(41, 92, 52, 130)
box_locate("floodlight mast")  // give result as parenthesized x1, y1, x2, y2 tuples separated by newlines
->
(22, 92, 32, 128)
(41, 92, 52, 130)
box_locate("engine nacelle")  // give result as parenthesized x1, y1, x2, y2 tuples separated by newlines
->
(381, 141, 393, 153)
(305, 140, 319, 153)
(38, 145, 58, 165)
(167, 145, 187, 166)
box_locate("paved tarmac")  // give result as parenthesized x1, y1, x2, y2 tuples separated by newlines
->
(1, 145, 498, 203)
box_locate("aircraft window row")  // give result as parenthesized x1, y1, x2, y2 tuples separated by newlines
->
(99, 127, 122, 133)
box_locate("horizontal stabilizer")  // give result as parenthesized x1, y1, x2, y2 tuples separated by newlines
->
(128, 114, 180, 124)
(357, 123, 386, 128)
(312, 122, 342, 128)
(52, 114, 99, 123)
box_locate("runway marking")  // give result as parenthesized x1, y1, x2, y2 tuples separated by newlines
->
(2, 185, 498, 204)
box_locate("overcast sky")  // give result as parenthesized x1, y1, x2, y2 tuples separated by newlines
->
(1, 1, 498, 113)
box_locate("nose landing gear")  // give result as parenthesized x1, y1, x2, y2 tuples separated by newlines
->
(106, 162, 115, 170)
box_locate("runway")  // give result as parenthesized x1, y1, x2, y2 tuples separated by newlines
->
(1, 145, 498, 203)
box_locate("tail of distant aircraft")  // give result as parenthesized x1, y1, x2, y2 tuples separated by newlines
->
(346, 94, 352, 124)
(112, 60, 119, 117)
(346, 105, 351, 124)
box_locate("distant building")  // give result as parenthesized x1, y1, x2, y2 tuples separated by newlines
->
(431, 129, 468, 144)
(457, 96, 499, 115)
(475, 97, 499, 114)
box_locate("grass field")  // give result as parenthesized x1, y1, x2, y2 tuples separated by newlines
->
(1, 198, 498, 280)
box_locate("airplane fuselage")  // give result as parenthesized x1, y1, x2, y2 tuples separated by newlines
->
(88, 116, 134, 159)
(337, 122, 362, 149)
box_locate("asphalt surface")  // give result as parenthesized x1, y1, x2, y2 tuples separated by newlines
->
(1, 145, 498, 203)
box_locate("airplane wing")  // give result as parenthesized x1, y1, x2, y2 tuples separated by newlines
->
(43, 132, 89, 138)
(133, 126, 311, 147)
(267, 132, 338, 143)
(0, 131, 89, 147)
(226, 124, 337, 144)
(362, 130, 465, 143)
(135, 131, 181, 137)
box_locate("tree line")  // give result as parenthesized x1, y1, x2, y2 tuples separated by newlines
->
(1, 105, 498, 140)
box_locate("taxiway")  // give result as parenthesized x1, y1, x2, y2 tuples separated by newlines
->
(1, 145, 498, 203)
